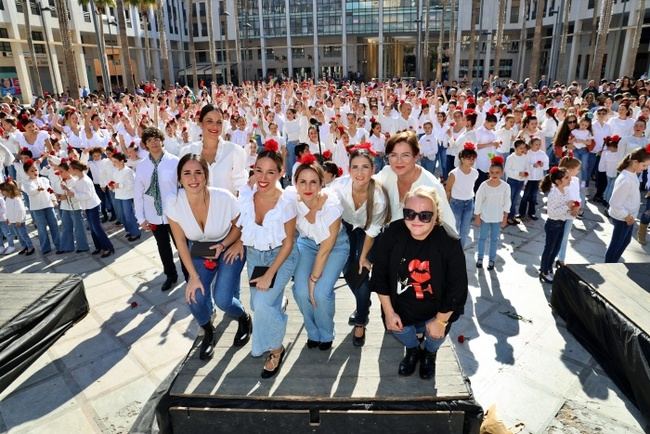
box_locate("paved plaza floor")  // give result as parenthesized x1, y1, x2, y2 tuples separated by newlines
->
(0, 196, 648, 433)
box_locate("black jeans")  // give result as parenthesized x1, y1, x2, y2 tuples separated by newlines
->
(474, 170, 488, 193)
(540, 219, 566, 274)
(519, 180, 540, 217)
(343, 222, 371, 325)
(605, 218, 634, 263)
(152, 223, 188, 281)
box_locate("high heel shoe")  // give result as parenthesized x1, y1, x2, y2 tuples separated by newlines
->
(352, 325, 366, 347)
(261, 346, 285, 379)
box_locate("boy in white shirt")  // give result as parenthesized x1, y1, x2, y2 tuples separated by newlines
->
(419, 121, 438, 175)
(519, 137, 549, 220)
(504, 140, 530, 224)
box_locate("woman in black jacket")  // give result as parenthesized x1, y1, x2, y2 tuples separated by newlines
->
(370, 185, 468, 380)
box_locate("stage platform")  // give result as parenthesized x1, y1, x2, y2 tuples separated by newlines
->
(551, 263, 650, 419)
(155, 287, 482, 434)
(0, 273, 88, 393)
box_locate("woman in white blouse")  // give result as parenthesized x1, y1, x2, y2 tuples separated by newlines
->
(16, 119, 51, 160)
(179, 105, 248, 195)
(166, 154, 252, 361)
(605, 148, 650, 263)
(63, 160, 114, 257)
(237, 140, 298, 378)
(22, 158, 60, 254)
(292, 155, 350, 351)
(331, 146, 389, 346)
(109, 152, 141, 241)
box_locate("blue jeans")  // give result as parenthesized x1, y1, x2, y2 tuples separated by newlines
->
(519, 180, 540, 217)
(116, 198, 141, 237)
(391, 322, 446, 353)
(32, 207, 61, 253)
(0, 221, 14, 248)
(641, 196, 650, 225)
(60, 209, 89, 252)
(94, 184, 113, 218)
(557, 218, 574, 262)
(540, 219, 566, 274)
(605, 218, 634, 263)
(450, 198, 474, 248)
(109, 190, 122, 223)
(436, 147, 448, 179)
(188, 244, 246, 326)
(373, 155, 385, 173)
(85, 205, 114, 252)
(445, 155, 456, 179)
(604, 176, 616, 202)
(292, 230, 349, 343)
(11, 223, 33, 249)
(285, 140, 299, 183)
(343, 223, 372, 325)
(574, 148, 590, 185)
(585, 152, 598, 188)
(246, 243, 299, 356)
(477, 222, 500, 261)
(421, 156, 436, 175)
(507, 178, 524, 219)
(546, 137, 558, 167)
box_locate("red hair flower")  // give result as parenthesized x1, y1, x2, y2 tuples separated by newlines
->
(550, 166, 559, 174)
(609, 135, 621, 143)
(526, 110, 534, 118)
(463, 142, 476, 151)
(490, 155, 505, 166)
(322, 150, 332, 160)
(646, 143, 650, 153)
(21, 147, 29, 153)
(350, 142, 378, 156)
(263, 139, 279, 153)
(464, 109, 476, 117)
(47, 188, 54, 194)
(420, 98, 428, 106)
(488, 107, 496, 115)
(299, 153, 317, 165)
(337, 167, 343, 177)
(24, 158, 34, 166)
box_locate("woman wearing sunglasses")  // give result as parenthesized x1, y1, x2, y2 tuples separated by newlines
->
(370, 186, 467, 380)
(551, 114, 578, 165)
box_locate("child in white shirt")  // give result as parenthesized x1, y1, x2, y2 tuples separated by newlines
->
(519, 137, 549, 220)
(504, 140, 529, 224)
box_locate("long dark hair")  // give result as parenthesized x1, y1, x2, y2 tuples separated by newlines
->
(553, 114, 577, 148)
(177, 153, 210, 187)
(540, 167, 568, 193)
(349, 149, 390, 229)
(618, 147, 650, 172)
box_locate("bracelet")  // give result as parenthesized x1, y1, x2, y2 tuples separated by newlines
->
(309, 274, 319, 283)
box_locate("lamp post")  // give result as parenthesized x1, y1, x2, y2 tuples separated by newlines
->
(37, 1, 59, 95)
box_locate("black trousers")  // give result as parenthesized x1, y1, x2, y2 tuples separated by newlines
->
(151, 223, 188, 281)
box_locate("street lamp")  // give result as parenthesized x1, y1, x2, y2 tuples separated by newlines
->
(220, 11, 231, 84)
(37, 1, 59, 95)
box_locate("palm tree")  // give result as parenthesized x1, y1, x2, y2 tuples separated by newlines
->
(79, 0, 115, 96)
(423, 0, 431, 82)
(186, 0, 198, 91)
(154, 0, 172, 88)
(559, 0, 571, 55)
(528, 0, 546, 85)
(467, 0, 477, 81)
(448, 0, 457, 80)
(589, 0, 614, 80)
(436, 0, 447, 83)
(624, 0, 645, 76)
(135, 0, 156, 80)
(54, 0, 80, 98)
(205, 0, 217, 85)
(115, 0, 136, 92)
(22, 0, 45, 96)
(493, 0, 506, 81)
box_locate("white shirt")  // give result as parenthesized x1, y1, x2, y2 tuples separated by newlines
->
(67, 174, 102, 210)
(474, 180, 511, 223)
(374, 165, 457, 237)
(474, 126, 498, 172)
(179, 140, 248, 195)
(495, 127, 517, 154)
(295, 189, 343, 244)
(331, 176, 388, 238)
(16, 131, 49, 158)
(591, 121, 612, 154)
(448, 167, 478, 200)
(165, 187, 238, 242)
(607, 116, 635, 138)
(23, 177, 55, 210)
(368, 134, 386, 154)
(419, 133, 438, 159)
(505, 153, 529, 181)
(547, 185, 573, 221)
(4, 196, 26, 223)
(134, 152, 179, 224)
(598, 147, 622, 178)
(237, 185, 297, 250)
(570, 129, 593, 150)
(608, 170, 641, 221)
(113, 166, 136, 200)
(527, 149, 549, 181)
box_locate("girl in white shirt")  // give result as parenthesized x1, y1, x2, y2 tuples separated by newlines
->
(22, 158, 61, 254)
(0, 179, 34, 254)
(605, 148, 650, 263)
(51, 160, 89, 253)
(292, 155, 350, 350)
(110, 152, 141, 241)
(367, 121, 386, 172)
(556, 156, 582, 267)
(473, 156, 511, 270)
(519, 137, 549, 220)
(331, 147, 389, 346)
(63, 160, 114, 257)
(0, 194, 14, 254)
(445, 144, 478, 249)
(600, 136, 623, 202)
(166, 154, 251, 361)
(237, 141, 298, 378)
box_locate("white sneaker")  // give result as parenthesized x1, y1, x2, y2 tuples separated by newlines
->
(3, 246, 15, 254)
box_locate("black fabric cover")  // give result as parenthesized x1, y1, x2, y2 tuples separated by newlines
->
(0, 274, 89, 393)
(551, 264, 650, 419)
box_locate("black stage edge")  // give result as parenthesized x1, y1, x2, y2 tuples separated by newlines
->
(551, 263, 650, 419)
(0, 273, 89, 393)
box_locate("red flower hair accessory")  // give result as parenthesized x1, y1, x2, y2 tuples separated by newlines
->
(526, 110, 534, 118)
(337, 167, 343, 177)
(322, 150, 333, 160)
(550, 166, 559, 174)
(24, 158, 34, 166)
(21, 147, 29, 153)
(645, 143, 650, 153)
(490, 155, 505, 166)
(299, 153, 317, 165)
(263, 139, 279, 153)
(487, 107, 496, 115)
(67, 146, 74, 152)
(464, 109, 476, 117)
(420, 98, 428, 106)
(463, 142, 476, 151)
(350, 142, 378, 156)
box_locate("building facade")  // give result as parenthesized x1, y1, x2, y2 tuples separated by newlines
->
(1, 0, 649, 103)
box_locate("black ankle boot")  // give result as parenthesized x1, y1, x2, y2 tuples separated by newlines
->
(419, 350, 437, 379)
(199, 323, 216, 360)
(233, 313, 252, 347)
(398, 347, 420, 376)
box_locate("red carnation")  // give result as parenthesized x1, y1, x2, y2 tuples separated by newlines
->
(21, 147, 29, 153)
(450, 122, 456, 127)
(47, 188, 54, 194)
(420, 98, 428, 105)
(130, 141, 135, 147)
(252, 123, 259, 128)
(67, 145, 74, 152)
(464, 109, 476, 117)
(550, 166, 559, 174)
(108, 180, 116, 188)
(130, 301, 138, 308)
(384, 132, 391, 138)
(49, 151, 55, 156)
(490, 155, 505, 166)
(457, 335, 465, 344)
(523, 171, 529, 177)
(488, 107, 496, 115)
(536, 160, 542, 166)
(370, 117, 376, 123)
(526, 110, 534, 118)
(263, 139, 279, 153)
(203, 259, 217, 271)
(24, 158, 34, 166)
(54, 171, 60, 176)
(646, 143, 650, 153)
(299, 153, 317, 165)
(463, 142, 476, 151)
(182, 126, 188, 132)
(337, 167, 343, 177)
(609, 135, 621, 143)
(322, 150, 333, 160)
(573, 200, 580, 208)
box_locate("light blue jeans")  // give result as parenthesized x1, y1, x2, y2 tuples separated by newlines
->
(32, 207, 61, 253)
(60, 209, 90, 252)
(292, 230, 349, 343)
(246, 243, 299, 357)
(11, 223, 33, 250)
(391, 321, 446, 353)
(557, 218, 574, 262)
(604, 176, 616, 202)
(450, 198, 474, 248)
(116, 198, 141, 237)
(0, 221, 14, 248)
(477, 221, 500, 262)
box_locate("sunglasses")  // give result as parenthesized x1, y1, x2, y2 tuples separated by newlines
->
(567, 120, 577, 124)
(403, 208, 434, 223)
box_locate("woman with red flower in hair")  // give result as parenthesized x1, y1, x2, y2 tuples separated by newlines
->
(236, 139, 298, 378)
(166, 154, 252, 361)
(291, 153, 349, 351)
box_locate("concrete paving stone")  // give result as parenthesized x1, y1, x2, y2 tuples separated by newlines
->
(49, 328, 124, 371)
(0, 352, 59, 400)
(7, 407, 100, 434)
(84, 278, 137, 307)
(92, 293, 154, 332)
(56, 313, 105, 344)
(112, 308, 184, 347)
(129, 331, 195, 371)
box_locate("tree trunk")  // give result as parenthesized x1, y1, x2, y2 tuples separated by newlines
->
(187, 0, 198, 92)
(624, 0, 644, 77)
(448, 0, 456, 80)
(493, 0, 506, 80)
(141, 9, 153, 76)
(436, 0, 446, 83)
(529, 0, 546, 84)
(155, 1, 172, 88)
(23, 0, 44, 96)
(116, 0, 135, 93)
(423, 0, 431, 82)
(589, 0, 599, 49)
(54, 0, 79, 97)
(590, 0, 614, 80)
(205, 0, 216, 85)
(467, 0, 477, 81)
(559, 0, 571, 54)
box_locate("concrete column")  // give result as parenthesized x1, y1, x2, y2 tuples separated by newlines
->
(285, 0, 293, 78)
(454, 0, 462, 81)
(257, 0, 267, 78)
(42, 12, 64, 94)
(5, 3, 33, 104)
(132, 5, 146, 83)
(66, 0, 89, 88)
(619, 0, 640, 77)
(312, 0, 319, 81)
(341, 0, 347, 79)
(378, 0, 384, 80)
(567, 19, 581, 83)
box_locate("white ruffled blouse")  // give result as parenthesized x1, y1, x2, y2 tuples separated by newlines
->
(237, 185, 297, 250)
(295, 188, 343, 244)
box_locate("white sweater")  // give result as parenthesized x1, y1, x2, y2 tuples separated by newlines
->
(474, 180, 511, 223)
(4, 196, 26, 223)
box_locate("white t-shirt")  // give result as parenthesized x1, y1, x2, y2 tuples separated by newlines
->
(165, 187, 239, 242)
(474, 180, 511, 223)
(295, 189, 343, 244)
(449, 167, 478, 201)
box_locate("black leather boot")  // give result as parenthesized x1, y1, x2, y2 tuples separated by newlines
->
(398, 347, 420, 376)
(419, 350, 437, 379)
(199, 322, 216, 360)
(233, 313, 252, 347)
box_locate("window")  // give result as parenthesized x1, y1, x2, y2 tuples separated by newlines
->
(323, 46, 341, 58)
(0, 28, 10, 52)
(31, 31, 45, 54)
(583, 54, 590, 80)
(292, 47, 305, 59)
(510, 0, 519, 23)
(498, 59, 513, 77)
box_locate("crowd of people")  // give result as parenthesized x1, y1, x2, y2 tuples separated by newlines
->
(0, 75, 648, 379)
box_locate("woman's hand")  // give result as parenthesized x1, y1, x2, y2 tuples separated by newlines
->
(426, 319, 447, 339)
(359, 256, 372, 274)
(308, 278, 317, 308)
(185, 275, 205, 304)
(251, 270, 274, 291)
(208, 243, 226, 259)
(222, 240, 243, 264)
(385, 311, 403, 332)
(625, 214, 635, 225)
(474, 216, 481, 227)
